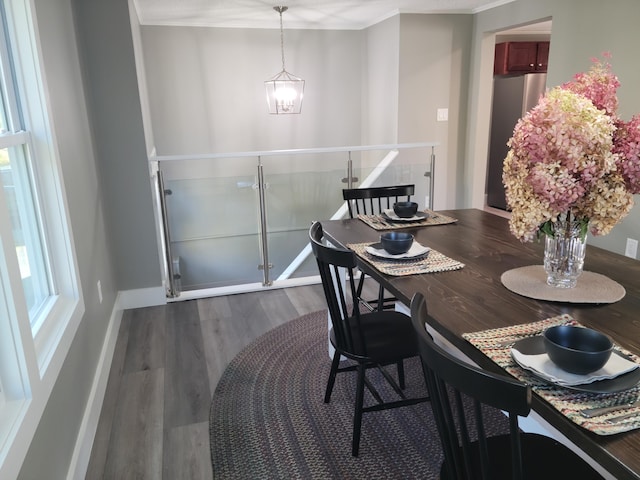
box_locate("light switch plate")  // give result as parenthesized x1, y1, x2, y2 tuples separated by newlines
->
(625, 238, 638, 258)
(437, 108, 448, 122)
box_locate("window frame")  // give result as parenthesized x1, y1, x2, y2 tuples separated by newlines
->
(0, 0, 84, 477)
(2, 0, 84, 370)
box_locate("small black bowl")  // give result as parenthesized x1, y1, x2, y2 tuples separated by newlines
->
(543, 325, 613, 375)
(393, 201, 419, 218)
(380, 232, 414, 255)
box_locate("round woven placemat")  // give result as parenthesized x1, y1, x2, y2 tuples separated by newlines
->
(209, 310, 508, 479)
(501, 265, 625, 303)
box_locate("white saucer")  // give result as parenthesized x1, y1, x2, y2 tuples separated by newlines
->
(382, 209, 429, 222)
(365, 242, 430, 260)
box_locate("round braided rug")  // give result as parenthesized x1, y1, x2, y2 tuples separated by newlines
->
(210, 310, 508, 479)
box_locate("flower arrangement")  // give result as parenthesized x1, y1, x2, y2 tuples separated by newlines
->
(502, 54, 640, 242)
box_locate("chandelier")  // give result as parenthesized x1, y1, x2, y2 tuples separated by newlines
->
(264, 6, 305, 114)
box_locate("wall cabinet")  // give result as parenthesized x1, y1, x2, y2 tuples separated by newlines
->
(494, 41, 550, 75)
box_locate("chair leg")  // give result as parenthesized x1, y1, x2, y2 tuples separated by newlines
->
(377, 284, 385, 311)
(324, 351, 341, 403)
(396, 359, 406, 389)
(352, 363, 366, 457)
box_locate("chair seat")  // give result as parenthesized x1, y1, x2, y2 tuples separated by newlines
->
(329, 310, 418, 363)
(441, 432, 603, 479)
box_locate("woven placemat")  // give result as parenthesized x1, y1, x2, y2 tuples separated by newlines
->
(358, 210, 458, 230)
(501, 265, 626, 303)
(348, 242, 464, 276)
(463, 315, 640, 435)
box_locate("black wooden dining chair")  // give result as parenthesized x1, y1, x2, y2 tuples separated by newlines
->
(409, 292, 604, 480)
(342, 184, 415, 218)
(309, 221, 429, 457)
(342, 184, 415, 311)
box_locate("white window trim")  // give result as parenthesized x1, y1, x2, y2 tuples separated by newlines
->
(0, 0, 85, 478)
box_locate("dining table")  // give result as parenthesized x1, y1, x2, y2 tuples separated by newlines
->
(320, 208, 640, 480)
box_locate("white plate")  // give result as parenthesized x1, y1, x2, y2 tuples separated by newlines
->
(511, 336, 639, 389)
(382, 209, 429, 222)
(365, 242, 430, 260)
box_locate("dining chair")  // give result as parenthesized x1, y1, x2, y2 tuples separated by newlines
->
(342, 184, 415, 311)
(409, 292, 604, 480)
(309, 221, 430, 457)
(342, 184, 415, 218)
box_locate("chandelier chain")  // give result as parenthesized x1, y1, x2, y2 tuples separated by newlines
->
(277, 6, 287, 72)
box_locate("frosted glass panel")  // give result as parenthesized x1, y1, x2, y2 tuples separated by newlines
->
(265, 170, 343, 230)
(265, 167, 345, 280)
(166, 176, 259, 240)
(171, 233, 262, 289)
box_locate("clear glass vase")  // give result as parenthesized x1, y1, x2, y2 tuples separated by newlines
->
(543, 217, 587, 288)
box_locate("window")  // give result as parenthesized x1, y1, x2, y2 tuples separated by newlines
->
(0, 1, 54, 333)
(0, 0, 84, 476)
(0, 142, 52, 329)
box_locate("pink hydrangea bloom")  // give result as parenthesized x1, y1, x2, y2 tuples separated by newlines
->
(562, 54, 620, 116)
(613, 115, 640, 194)
(503, 55, 637, 242)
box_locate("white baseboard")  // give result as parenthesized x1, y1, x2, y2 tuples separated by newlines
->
(65, 304, 123, 480)
(116, 286, 166, 310)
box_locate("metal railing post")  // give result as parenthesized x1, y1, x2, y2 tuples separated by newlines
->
(256, 156, 273, 286)
(425, 146, 435, 210)
(157, 169, 180, 297)
(341, 150, 358, 187)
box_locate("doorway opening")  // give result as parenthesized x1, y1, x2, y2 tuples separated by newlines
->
(484, 20, 552, 218)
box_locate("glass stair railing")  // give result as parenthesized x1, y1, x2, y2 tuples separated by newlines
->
(150, 142, 437, 300)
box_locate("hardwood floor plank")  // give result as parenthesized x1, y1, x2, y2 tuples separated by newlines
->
(123, 305, 167, 374)
(257, 288, 301, 329)
(198, 296, 238, 390)
(163, 300, 211, 428)
(226, 290, 282, 341)
(196, 294, 232, 322)
(284, 284, 326, 316)
(102, 369, 164, 480)
(162, 422, 212, 480)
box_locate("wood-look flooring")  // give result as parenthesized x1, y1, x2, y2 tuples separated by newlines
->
(85, 284, 330, 479)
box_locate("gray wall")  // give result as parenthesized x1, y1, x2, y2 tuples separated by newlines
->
(142, 26, 364, 154)
(363, 16, 400, 145)
(398, 14, 473, 208)
(72, 0, 160, 292)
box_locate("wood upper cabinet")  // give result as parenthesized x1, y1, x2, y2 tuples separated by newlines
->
(494, 41, 550, 75)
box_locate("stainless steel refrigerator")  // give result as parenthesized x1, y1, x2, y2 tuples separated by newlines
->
(486, 73, 547, 210)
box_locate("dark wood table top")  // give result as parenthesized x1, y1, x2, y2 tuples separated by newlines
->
(321, 208, 640, 480)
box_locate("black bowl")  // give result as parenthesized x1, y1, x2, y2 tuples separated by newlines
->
(543, 325, 613, 375)
(393, 201, 419, 218)
(380, 232, 414, 255)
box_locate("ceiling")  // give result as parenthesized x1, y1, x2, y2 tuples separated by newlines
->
(131, 0, 518, 30)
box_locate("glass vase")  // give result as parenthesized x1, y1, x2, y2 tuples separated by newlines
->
(543, 218, 587, 288)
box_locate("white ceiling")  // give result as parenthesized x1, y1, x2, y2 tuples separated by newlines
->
(131, 0, 517, 30)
